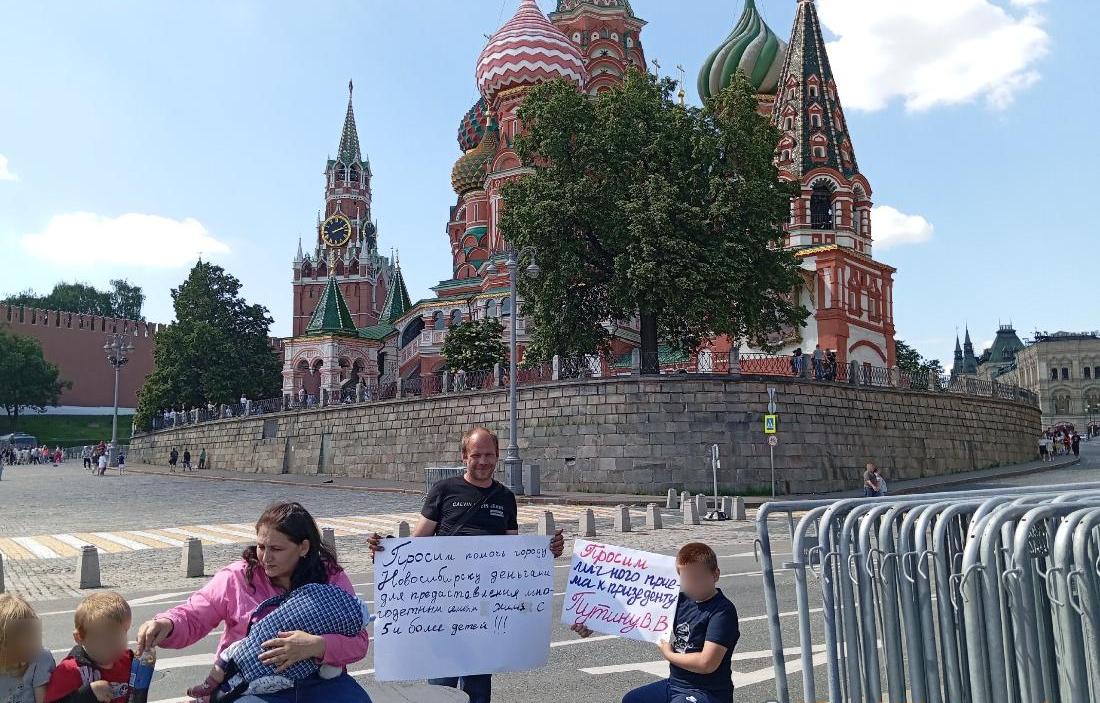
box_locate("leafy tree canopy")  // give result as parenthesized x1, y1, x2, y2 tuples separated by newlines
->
(499, 69, 807, 372)
(4, 279, 145, 320)
(0, 330, 71, 427)
(441, 317, 507, 373)
(895, 339, 945, 376)
(134, 261, 280, 429)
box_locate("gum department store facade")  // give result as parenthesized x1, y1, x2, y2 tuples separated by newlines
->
(281, 0, 897, 403)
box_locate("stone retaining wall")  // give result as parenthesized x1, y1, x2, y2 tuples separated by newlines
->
(130, 375, 1040, 495)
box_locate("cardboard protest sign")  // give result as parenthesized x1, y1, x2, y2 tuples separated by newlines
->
(561, 539, 680, 643)
(373, 535, 554, 681)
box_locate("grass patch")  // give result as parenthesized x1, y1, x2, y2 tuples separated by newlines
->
(2, 415, 132, 448)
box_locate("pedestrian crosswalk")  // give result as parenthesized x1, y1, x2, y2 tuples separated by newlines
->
(0, 505, 647, 561)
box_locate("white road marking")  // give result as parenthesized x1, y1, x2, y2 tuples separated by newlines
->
(13, 536, 61, 559)
(126, 530, 186, 547)
(159, 527, 235, 544)
(52, 533, 97, 551)
(197, 524, 257, 540)
(93, 532, 153, 551)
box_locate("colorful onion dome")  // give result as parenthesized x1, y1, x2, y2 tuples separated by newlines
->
(458, 98, 491, 152)
(451, 122, 500, 195)
(698, 0, 787, 100)
(476, 0, 587, 102)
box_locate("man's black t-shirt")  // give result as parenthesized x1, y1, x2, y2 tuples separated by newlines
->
(421, 475, 519, 536)
(669, 589, 740, 701)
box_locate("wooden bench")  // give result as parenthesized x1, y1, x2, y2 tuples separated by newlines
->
(365, 681, 470, 702)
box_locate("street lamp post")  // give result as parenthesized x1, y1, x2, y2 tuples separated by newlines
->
(103, 333, 135, 464)
(504, 246, 539, 496)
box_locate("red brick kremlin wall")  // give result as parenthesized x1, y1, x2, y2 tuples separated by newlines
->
(0, 304, 159, 409)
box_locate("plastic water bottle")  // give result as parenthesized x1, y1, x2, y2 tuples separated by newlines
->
(128, 648, 157, 703)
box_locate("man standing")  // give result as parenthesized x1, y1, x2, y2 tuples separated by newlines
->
(812, 344, 824, 380)
(862, 462, 881, 497)
(368, 426, 565, 703)
(168, 447, 179, 472)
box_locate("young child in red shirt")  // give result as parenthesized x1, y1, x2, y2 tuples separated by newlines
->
(45, 592, 135, 703)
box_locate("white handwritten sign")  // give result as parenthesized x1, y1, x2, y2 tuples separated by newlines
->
(373, 535, 554, 681)
(561, 539, 680, 643)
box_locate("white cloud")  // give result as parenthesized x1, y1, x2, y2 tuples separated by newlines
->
(817, 0, 1049, 111)
(0, 154, 17, 181)
(21, 212, 230, 267)
(872, 205, 934, 249)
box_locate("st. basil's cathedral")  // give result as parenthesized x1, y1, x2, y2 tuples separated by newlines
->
(281, 0, 897, 401)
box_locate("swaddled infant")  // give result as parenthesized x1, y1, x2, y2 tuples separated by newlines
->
(187, 583, 372, 702)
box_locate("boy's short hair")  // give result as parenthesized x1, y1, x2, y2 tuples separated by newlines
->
(74, 592, 131, 635)
(676, 542, 719, 572)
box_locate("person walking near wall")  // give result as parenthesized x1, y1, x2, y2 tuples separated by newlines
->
(169, 447, 179, 472)
(182, 449, 192, 471)
(862, 463, 881, 497)
(198, 448, 207, 471)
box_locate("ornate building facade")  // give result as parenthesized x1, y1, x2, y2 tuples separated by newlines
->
(282, 0, 901, 393)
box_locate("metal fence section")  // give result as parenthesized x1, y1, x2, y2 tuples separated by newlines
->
(756, 483, 1100, 703)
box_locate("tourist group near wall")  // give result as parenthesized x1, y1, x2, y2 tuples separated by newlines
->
(131, 375, 1040, 495)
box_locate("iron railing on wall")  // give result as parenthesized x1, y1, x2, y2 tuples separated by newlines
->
(141, 352, 1038, 433)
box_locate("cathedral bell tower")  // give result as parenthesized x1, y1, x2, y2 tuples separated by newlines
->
(292, 81, 392, 336)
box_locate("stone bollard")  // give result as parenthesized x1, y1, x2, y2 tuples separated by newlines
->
(182, 538, 204, 578)
(694, 494, 707, 516)
(78, 545, 101, 589)
(682, 498, 701, 526)
(538, 511, 556, 536)
(666, 489, 678, 510)
(732, 496, 748, 521)
(680, 491, 690, 511)
(0, 553, 4, 593)
(321, 527, 337, 557)
(720, 496, 734, 517)
(614, 505, 631, 533)
(580, 509, 597, 537)
(646, 503, 663, 530)
(397, 521, 411, 538)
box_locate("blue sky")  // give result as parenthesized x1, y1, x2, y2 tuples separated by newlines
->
(0, 0, 1095, 366)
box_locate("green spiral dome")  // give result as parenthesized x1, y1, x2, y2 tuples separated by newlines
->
(698, 0, 787, 100)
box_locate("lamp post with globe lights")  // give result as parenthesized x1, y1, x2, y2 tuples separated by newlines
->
(503, 246, 539, 495)
(103, 333, 135, 463)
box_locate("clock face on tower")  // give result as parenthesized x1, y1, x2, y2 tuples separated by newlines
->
(321, 215, 352, 247)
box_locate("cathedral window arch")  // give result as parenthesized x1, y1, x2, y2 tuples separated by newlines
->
(784, 116, 794, 130)
(486, 299, 498, 318)
(1052, 390, 1071, 415)
(810, 113, 822, 128)
(450, 309, 463, 327)
(432, 310, 445, 330)
(400, 316, 424, 348)
(501, 297, 512, 315)
(812, 146, 826, 159)
(810, 182, 835, 230)
(780, 149, 792, 162)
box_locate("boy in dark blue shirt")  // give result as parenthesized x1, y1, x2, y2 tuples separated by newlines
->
(573, 542, 740, 703)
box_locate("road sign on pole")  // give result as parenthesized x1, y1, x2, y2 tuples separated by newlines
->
(764, 415, 778, 434)
(768, 435, 778, 447)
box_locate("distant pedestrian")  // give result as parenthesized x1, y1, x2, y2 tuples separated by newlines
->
(198, 448, 207, 471)
(81, 445, 92, 469)
(97, 452, 108, 476)
(182, 449, 192, 471)
(117, 450, 125, 474)
(790, 348, 804, 376)
(169, 447, 179, 472)
(1063, 433, 1071, 455)
(1072, 433, 1081, 457)
(1039, 436, 1050, 461)
(812, 344, 824, 380)
(862, 462, 881, 497)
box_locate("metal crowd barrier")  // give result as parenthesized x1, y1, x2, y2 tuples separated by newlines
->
(756, 482, 1100, 703)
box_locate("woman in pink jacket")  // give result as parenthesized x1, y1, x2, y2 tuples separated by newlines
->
(135, 502, 372, 702)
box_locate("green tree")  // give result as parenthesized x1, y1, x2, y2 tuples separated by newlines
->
(3, 279, 144, 319)
(499, 70, 807, 373)
(0, 331, 71, 427)
(895, 338, 945, 390)
(108, 279, 145, 320)
(441, 318, 507, 373)
(134, 261, 280, 429)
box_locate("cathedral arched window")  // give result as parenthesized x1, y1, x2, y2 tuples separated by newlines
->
(501, 297, 512, 316)
(450, 309, 463, 327)
(486, 299, 498, 318)
(1053, 391, 1071, 415)
(810, 185, 834, 230)
(810, 114, 822, 128)
(349, 167, 360, 184)
(400, 317, 424, 348)
(433, 310, 445, 330)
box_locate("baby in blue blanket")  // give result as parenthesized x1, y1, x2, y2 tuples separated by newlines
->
(187, 583, 372, 703)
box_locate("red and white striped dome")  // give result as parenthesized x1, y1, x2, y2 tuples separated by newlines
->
(476, 0, 587, 102)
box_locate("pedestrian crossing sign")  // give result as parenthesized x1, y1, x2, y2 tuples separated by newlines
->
(764, 415, 778, 434)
